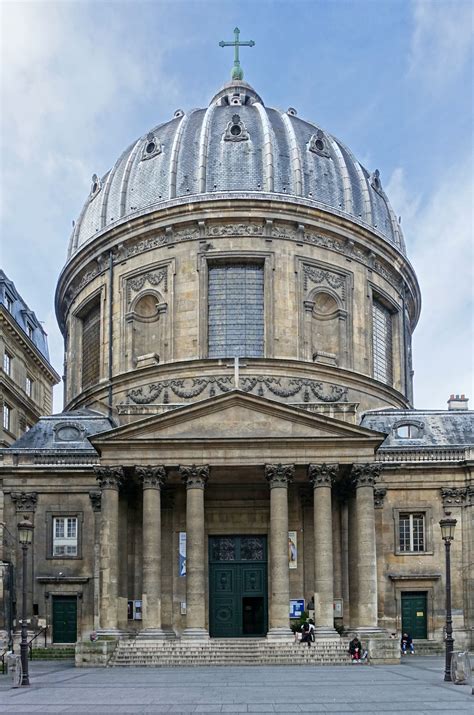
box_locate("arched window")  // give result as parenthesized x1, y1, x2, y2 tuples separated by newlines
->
(395, 423, 422, 439)
(372, 299, 393, 384)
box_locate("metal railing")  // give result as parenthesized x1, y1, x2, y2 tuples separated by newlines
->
(28, 626, 48, 659)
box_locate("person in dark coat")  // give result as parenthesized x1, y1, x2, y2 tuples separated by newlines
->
(348, 636, 362, 661)
(401, 632, 415, 655)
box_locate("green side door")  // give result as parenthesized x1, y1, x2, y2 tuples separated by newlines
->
(401, 592, 427, 639)
(52, 596, 77, 643)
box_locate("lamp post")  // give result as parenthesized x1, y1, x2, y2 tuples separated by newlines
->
(439, 516, 456, 682)
(18, 518, 34, 686)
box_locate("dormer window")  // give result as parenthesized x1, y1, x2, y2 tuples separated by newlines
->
(395, 423, 422, 439)
(5, 294, 13, 313)
(141, 132, 162, 161)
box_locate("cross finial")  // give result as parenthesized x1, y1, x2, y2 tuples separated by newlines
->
(219, 27, 255, 81)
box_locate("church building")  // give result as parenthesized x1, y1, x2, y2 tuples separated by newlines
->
(0, 35, 472, 665)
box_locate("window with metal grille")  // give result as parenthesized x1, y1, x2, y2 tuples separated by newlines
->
(208, 263, 264, 358)
(81, 301, 100, 389)
(399, 513, 425, 552)
(53, 517, 78, 556)
(372, 300, 393, 384)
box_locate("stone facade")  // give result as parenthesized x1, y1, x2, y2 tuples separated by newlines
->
(0, 78, 472, 660)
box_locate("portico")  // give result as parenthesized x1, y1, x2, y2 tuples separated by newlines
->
(90, 391, 384, 640)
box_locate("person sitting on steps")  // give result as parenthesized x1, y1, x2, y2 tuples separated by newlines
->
(348, 636, 363, 662)
(401, 632, 415, 655)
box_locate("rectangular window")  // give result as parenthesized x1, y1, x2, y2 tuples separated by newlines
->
(372, 300, 393, 384)
(25, 376, 33, 397)
(53, 517, 78, 556)
(3, 404, 11, 431)
(27, 325, 34, 340)
(81, 300, 101, 389)
(399, 513, 425, 552)
(3, 351, 12, 376)
(5, 295, 13, 312)
(208, 263, 264, 358)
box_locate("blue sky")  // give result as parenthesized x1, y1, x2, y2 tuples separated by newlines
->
(1, 0, 473, 412)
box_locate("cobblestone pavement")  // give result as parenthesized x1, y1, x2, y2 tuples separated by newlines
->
(0, 657, 472, 713)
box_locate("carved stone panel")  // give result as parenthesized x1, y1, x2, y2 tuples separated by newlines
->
(11, 492, 38, 513)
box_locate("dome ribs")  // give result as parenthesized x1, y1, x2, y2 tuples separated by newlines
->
(169, 112, 189, 199)
(198, 104, 216, 194)
(281, 113, 303, 196)
(327, 136, 353, 215)
(255, 103, 274, 193)
(119, 139, 142, 219)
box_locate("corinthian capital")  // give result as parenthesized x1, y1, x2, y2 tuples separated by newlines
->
(135, 465, 167, 490)
(351, 463, 380, 488)
(11, 492, 38, 513)
(265, 463, 295, 488)
(308, 463, 338, 488)
(179, 464, 209, 489)
(94, 465, 124, 491)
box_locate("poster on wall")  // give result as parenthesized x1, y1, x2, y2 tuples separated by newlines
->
(179, 532, 186, 576)
(288, 530, 297, 569)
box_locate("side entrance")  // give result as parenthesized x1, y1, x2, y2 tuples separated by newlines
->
(401, 591, 427, 639)
(209, 535, 268, 638)
(52, 595, 77, 643)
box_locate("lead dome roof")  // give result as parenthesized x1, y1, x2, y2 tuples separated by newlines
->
(68, 81, 406, 258)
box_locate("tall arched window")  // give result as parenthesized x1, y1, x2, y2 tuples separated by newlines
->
(372, 299, 393, 384)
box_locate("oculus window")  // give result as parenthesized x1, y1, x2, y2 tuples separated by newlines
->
(208, 263, 264, 358)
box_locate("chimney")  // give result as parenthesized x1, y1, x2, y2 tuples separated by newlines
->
(447, 394, 469, 411)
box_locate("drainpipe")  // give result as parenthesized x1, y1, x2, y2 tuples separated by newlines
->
(108, 251, 113, 418)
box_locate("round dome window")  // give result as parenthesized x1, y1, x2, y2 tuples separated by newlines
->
(146, 141, 156, 154)
(230, 125, 242, 137)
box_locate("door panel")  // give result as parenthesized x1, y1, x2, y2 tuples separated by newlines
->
(52, 596, 77, 643)
(401, 592, 427, 639)
(209, 536, 267, 638)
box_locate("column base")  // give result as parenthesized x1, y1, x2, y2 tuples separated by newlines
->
(266, 627, 293, 641)
(137, 628, 167, 640)
(314, 626, 340, 639)
(96, 628, 130, 639)
(181, 628, 209, 640)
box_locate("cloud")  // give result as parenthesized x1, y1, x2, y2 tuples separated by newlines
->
(409, 0, 474, 90)
(387, 160, 474, 408)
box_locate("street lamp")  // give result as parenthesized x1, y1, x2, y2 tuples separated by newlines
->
(18, 518, 34, 687)
(439, 515, 457, 682)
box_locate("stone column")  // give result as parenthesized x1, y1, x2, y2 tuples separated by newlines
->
(351, 464, 380, 630)
(341, 500, 350, 626)
(135, 465, 167, 638)
(94, 466, 124, 635)
(265, 463, 294, 640)
(309, 464, 339, 638)
(89, 490, 102, 631)
(180, 465, 209, 639)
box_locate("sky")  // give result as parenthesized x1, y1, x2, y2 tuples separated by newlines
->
(1, 0, 473, 414)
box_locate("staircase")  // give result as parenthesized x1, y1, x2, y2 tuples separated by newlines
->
(110, 638, 352, 667)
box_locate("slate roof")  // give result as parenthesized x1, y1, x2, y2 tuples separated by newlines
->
(0, 269, 51, 361)
(68, 80, 405, 259)
(4, 409, 115, 453)
(360, 409, 474, 449)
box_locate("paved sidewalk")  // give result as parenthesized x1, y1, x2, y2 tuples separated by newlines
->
(0, 657, 472, 713)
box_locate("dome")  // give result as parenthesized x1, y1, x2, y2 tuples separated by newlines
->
(68, 81, 405, 258)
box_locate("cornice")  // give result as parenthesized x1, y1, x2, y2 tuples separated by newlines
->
(0, 308, 60, 384)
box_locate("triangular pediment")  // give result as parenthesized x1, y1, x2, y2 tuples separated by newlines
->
(91, 391, 383, 446)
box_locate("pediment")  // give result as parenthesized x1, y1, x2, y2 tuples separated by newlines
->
(91, 391, 383, 446)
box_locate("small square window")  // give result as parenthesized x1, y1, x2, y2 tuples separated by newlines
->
(53, 516, 78, 557)
(3, 351, 12, 376)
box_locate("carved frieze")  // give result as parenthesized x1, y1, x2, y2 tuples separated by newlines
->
(127, 268, 168, 305)
(126, 375, 348, 405)
(11, 492, 38, 512)
(440, 487, 468, 508)
(94, 465, 125, 490)
(308, 463, 338, 488)
(351, 463, 380, 488)
(180, 464, 209, 489)
(374, 488, 387, 509)
(303, 265, 346, 303)
(135, 465, 167, 490)
(89, 490, 102, 512)
(265, 463, 295, 488)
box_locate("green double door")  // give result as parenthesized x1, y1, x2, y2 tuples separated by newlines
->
(209, 535, 268, 638)
(401, 592, 427, 639)
(52, 596, 77, 643)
